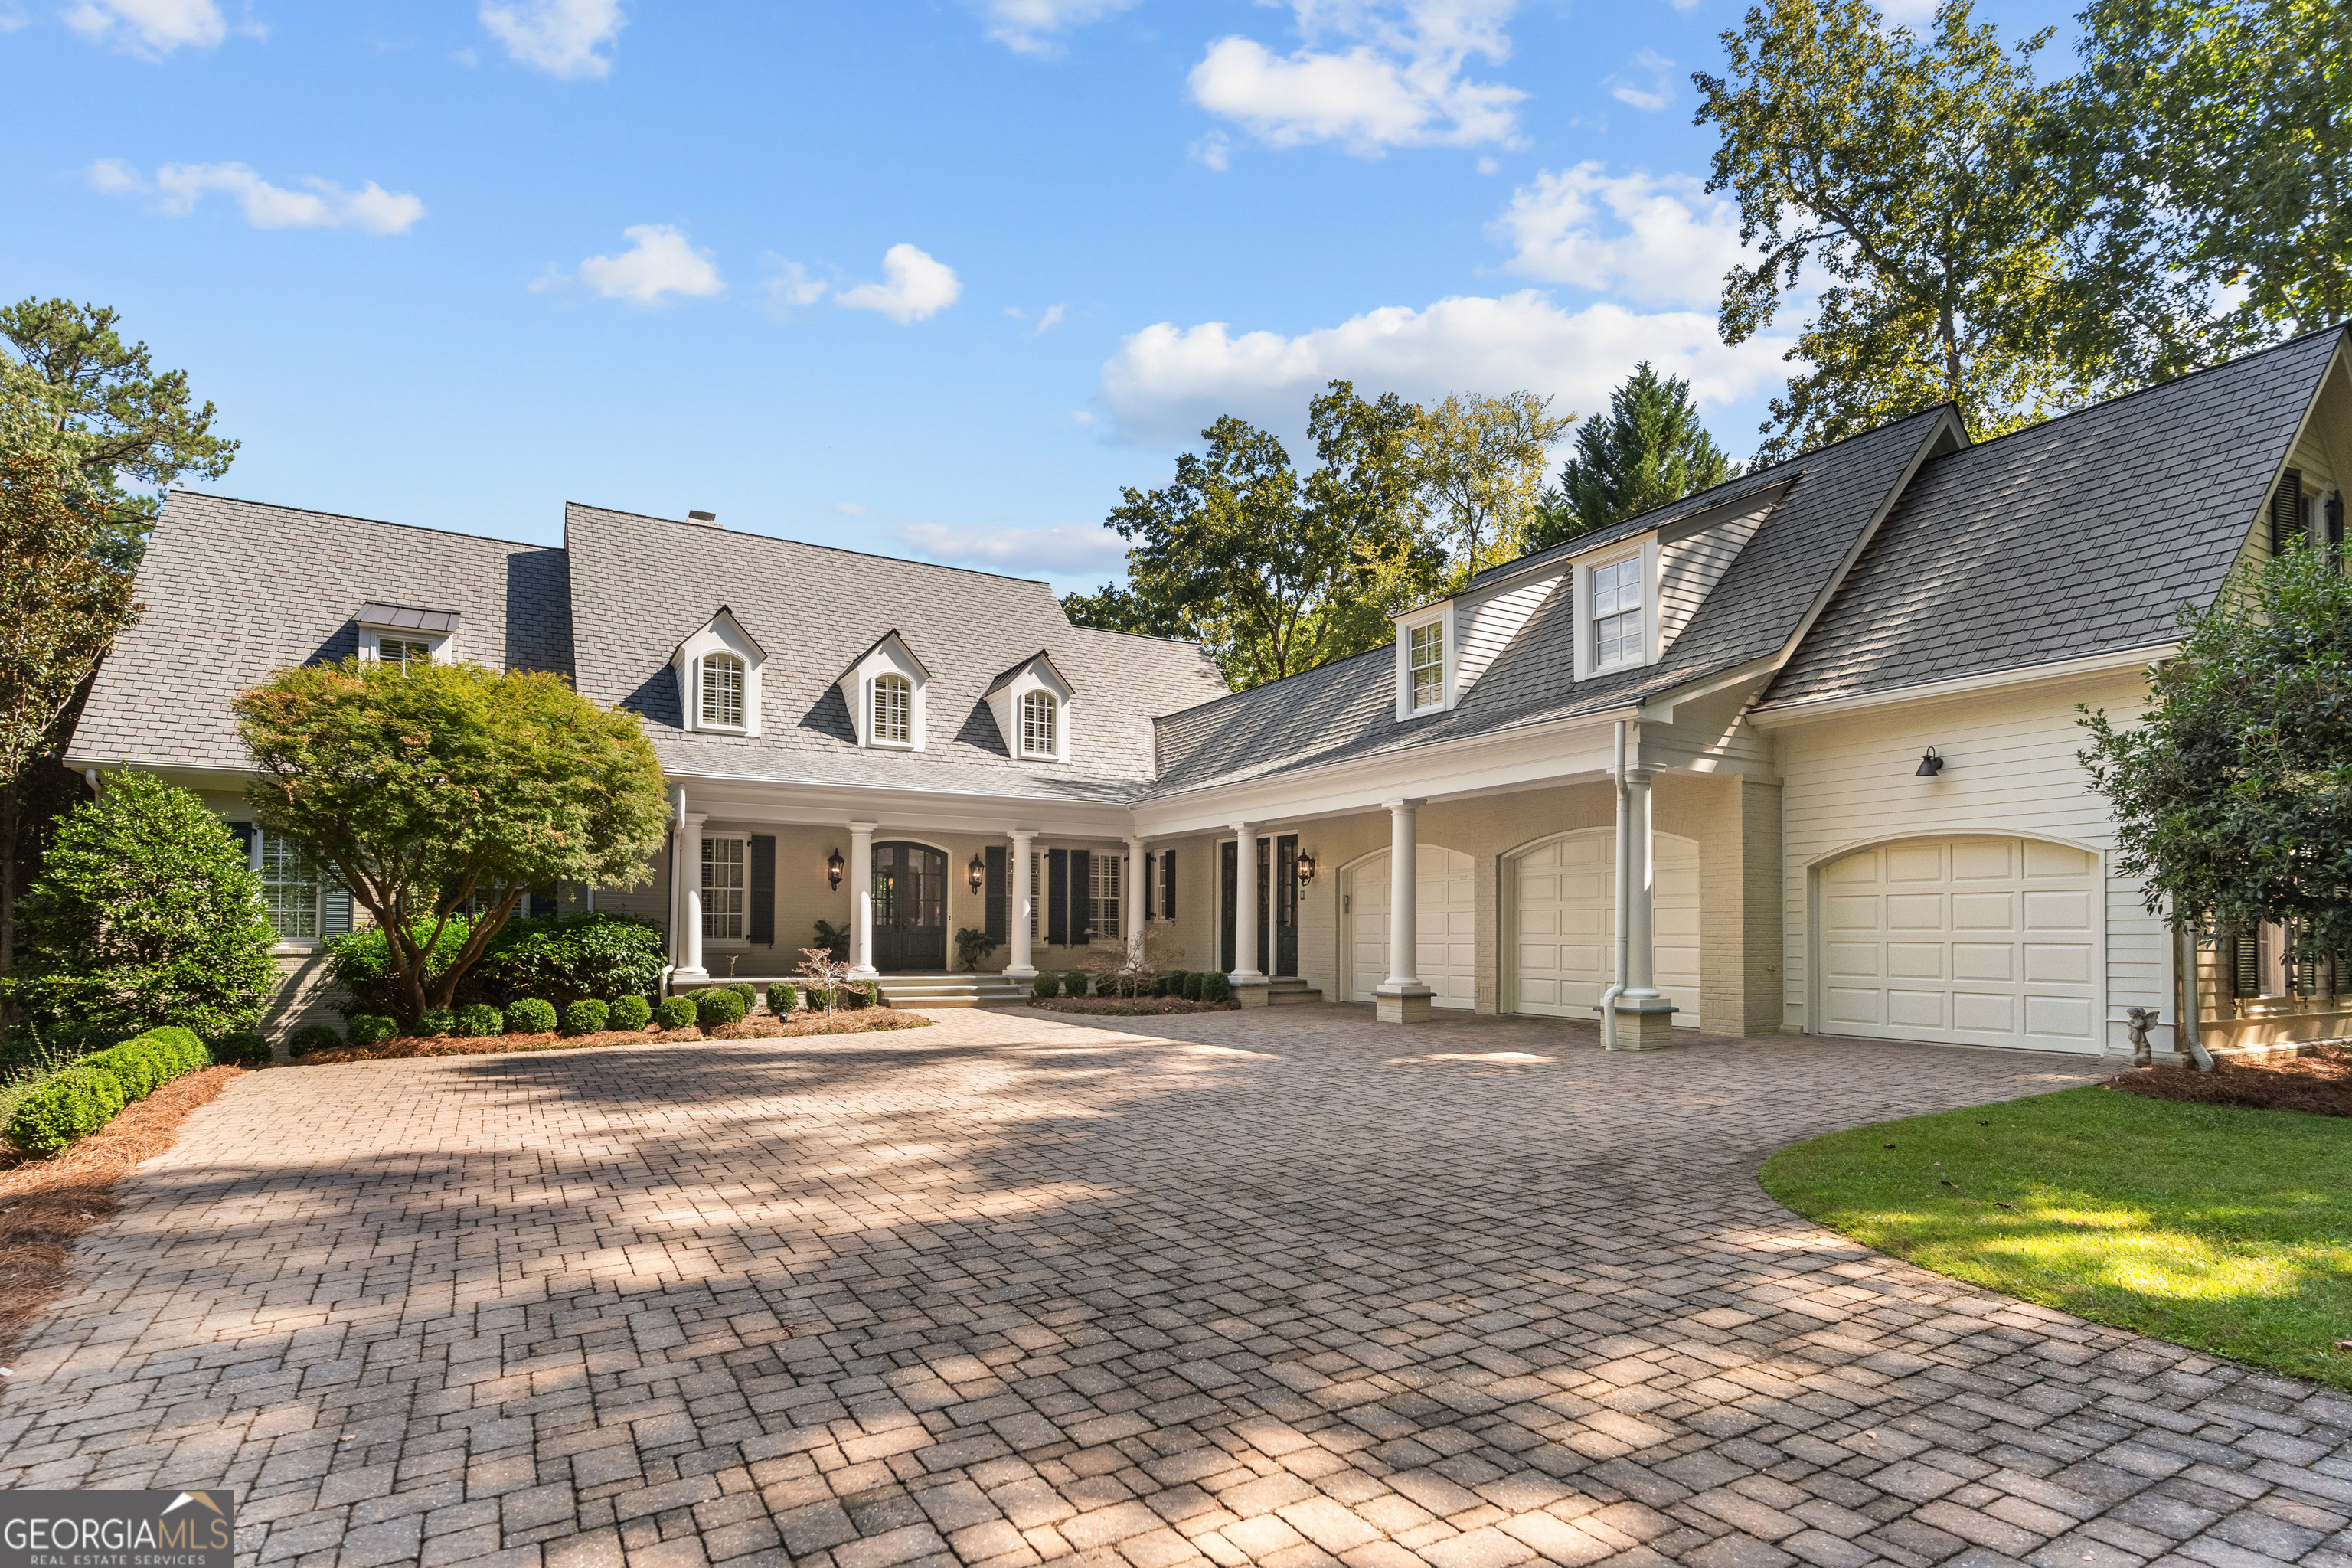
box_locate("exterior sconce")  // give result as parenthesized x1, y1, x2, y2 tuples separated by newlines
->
(968, 853, 985, 893)
(1296, 851, 1318, 887)
(827, 848, 845, 889)
(1915, 746, 1945, 777)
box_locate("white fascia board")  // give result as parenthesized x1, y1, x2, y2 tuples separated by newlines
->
(659, 774, 1140, 839)
(1746, 642, 2175, 728)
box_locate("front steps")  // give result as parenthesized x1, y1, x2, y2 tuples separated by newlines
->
(876, 972, 1034, 1009)
(1267, 978, 1325, 1006)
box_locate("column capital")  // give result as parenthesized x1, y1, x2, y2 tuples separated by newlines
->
(848, 818, 878, 835)
(1381, 796, 1426, 813)
(681, 812, 709, 828)
(1229, 820, 1259, 836)
(1624, 767, 1659, 786)
(1008, 827, 1038, 844)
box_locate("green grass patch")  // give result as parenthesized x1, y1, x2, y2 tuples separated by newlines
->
(1759, 1085, 2352, 1389)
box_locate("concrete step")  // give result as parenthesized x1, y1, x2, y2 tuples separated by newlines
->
(877, 973, 1033, 1009)
(1266, 978, 1325, 1006)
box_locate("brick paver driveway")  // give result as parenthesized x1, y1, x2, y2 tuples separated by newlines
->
(3, 1008, 2348, 1568)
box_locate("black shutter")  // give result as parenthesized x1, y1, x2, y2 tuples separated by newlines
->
(2232, 928, 2262, 998)
(2272, 469, 2303, 555)
(1071, 850, 1092, 944)
(2328, 492, 2345, 567)
(1164, 846, 1176, 920)
(1047, 848, 1067, 945)
(750, 835, 775, 945)
(227, 821, 255, 861)
(985, 846, 1007, 944)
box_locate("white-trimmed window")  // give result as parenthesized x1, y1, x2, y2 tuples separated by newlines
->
(703, 835, 747, 941)
(1409, 622, 1444, 710)
(1593, 557, 1643, 669)
(1021, 691, 1057, 758)
(1090, 853, 1120, 940)
(701, 654, 746, 729)
(874, 674, 912, 746)
(257, 829, 319, 940)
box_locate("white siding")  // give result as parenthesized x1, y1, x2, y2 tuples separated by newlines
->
(1658, 512, 1766, 653)
(1775, 670, 2164, 1058)
(1454, 574, 1560, 694)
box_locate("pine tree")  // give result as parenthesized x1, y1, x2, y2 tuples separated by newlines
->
(1530, 364, 1736, 551)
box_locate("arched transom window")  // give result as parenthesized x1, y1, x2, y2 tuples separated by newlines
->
(1020, 691, 1057, 757)
(873, 673, 911, 744)
(701, 653, 746, 728)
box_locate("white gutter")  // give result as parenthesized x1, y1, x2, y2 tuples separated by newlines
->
(1746, 643, 2177, 727)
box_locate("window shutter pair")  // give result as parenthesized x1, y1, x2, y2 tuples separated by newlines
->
(2272, 469, 2304, 556)
(749, 835, 775, 945)
(985, 847, 1007, 944)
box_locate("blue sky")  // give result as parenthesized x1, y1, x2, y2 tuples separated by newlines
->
(3, 0, 2069, 592)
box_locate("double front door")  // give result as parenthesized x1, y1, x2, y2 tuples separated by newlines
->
(873, 841, 946, 970)
(1220, 835, 1299, 976)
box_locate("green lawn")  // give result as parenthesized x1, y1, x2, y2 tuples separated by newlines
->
(1759, 1085, 2352, 1389)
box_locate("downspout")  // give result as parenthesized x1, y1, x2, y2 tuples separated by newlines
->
(1599, 720, 1628, 1049)
(2178, 921, 2213, 1073)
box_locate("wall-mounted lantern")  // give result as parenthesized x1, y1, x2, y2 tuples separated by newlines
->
(1915, 746, 1945, 777)
(968, 853, 986, 893)
(1296, 850, 1318, 887)
(827, 848, 845, 889)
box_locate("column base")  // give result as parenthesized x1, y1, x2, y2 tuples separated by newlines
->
(847, 965, 880, 982)
(1598, 997, 1677, 1050)
(1004, 965, 1038, 982)
(1232, 980, 1270, 1009)
(672, 966, 710, 985)
(1374, 983, 1434, 1024)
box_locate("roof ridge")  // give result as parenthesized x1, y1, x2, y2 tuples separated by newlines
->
(167, 489, 554, 549)
(563, 501, 1085, 593)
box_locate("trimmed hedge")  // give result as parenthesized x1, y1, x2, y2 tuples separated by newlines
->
(766, 982, 799, 1014)
(803, 985, 833, 1010)
(564, 999, 610, 1036)
(418, 1009, 456, 1037)
(1197, 972, 1231, 1004)
(289, 1023, 343, 1057)
(610, 995, 652, 1031)
(210, 1031, 271, 1067)
(506, 998, 558, 1034)
(8, 1025, 215, 1158)
(1165, 971, 1188, 999)
(654, 995, 697, 1029)
(726, 982, 756, 1011)
(1063, 970, 1089, 998)
(1031, 971, 1058, 999)
(456, 1003, 504, 1038)
(694, 988, 746, 1027)
(840, 984, 873, 1011)
(347, 1015, 399, 1047)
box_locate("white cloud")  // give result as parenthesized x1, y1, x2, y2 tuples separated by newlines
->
(479, 0, 622, 79)
(890, 521, 1126, 577)
(1194, 132, 1234, 171)
(968, 0, 1135, 57)
(1492, 163, 1745, 309)
(88, 159, 426, 234)
(834, 243, 962, 324)
(759, 259, 829, 312)
(1606, 47, 1675, 111)
(1097, 290, 1789, 449)
(1187, 0, 1526, 155)
(62, 0, 222, 54)
(559, 224, 724, 304)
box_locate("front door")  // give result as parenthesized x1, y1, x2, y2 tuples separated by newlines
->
(1218, 835, 1299, 977)
(873, 841, 947, 970)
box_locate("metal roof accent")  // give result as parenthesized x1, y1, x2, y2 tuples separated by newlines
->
(354, 602, 462, 633)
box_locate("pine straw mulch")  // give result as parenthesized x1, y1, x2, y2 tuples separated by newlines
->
(1031, 996, 1240, 1017)
(291, 1008, 933, 1065)
(2109, 1044, 2352, 1118)
(0, 1064, 243, 1364)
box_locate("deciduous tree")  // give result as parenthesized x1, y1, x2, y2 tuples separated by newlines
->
(1404, 390, 1575, 582)
(1532, 362, 1735, 552)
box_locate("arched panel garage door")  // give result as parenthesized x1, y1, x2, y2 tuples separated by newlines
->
(1818, 836, 2101, 1053)
(1510, 831, 1700, 1027)
(1347, 847, 1476, 1008)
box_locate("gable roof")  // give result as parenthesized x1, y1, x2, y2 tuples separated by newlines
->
(66, 491, 573, 774)
(1766, 327, 2348, 710)
(838, 629, 930, 684)
(984, 649, 1072, 697)
(1148, 404, 1957, 797)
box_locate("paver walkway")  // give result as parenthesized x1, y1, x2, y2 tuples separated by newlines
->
(1, 1007, 2347, 1568)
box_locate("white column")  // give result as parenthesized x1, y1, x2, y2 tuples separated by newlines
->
(1125, 836, 1148, 965)
(1374, 798, 1432, 1023)
(1230, 822, 1264, 985)
(1006, 829, 1037, 980)
(676, 811, 709, 981)
(1625, 768, 1658, 1001)
(848, 819, 878, 980)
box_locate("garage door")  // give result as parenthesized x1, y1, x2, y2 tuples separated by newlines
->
(1820, 836, 2100, 1052)
(1511, 830, 1700, 1027)
(1348, 847, 1475, 1008)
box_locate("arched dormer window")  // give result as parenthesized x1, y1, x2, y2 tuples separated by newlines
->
(873, 673, 911, 745)
(701, 652, 746, 729)
(1020, 691, 1057, 758)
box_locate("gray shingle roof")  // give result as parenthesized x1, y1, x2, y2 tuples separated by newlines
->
(67, 492, 573, 773)
(1766, 327, 2347, 710)
(561, 504, 1226, 799)
(1149, 406, 1955, 797)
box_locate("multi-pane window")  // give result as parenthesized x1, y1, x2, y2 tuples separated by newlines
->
(380, 638, 430, 667)
(1021, 691, 1057, 756)
(1409, 621, 1443, 710)
(1090, 854, 1120, 942)
(874, 674, 911, 744)
(701, 654, 746, 728)
(703, 835, 747, 939)
(257, 829, 319, 940)
(1593, 557, 1644, 668)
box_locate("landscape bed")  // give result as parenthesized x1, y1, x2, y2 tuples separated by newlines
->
(1031, 996, 1238, 1017)
(2111, 1044, 2350, 1116)
(292, 1008, 931, 1063)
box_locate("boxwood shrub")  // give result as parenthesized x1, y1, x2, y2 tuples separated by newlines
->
(1197, 972, 1231, 1004)
(456, 1003, 504, 1038)
(1031, 971, 1058, 999)
(347, 1014, 399, 1047)
(726, 982, 756, 1011)
(505, 998, 558, 1034)
(210, 1031, 271, 1067)
(1062, 970, 1089, 998)
(6, 1024, 217, 1157)
(609, 995, 652, 1031)
(1164, 970, 1188, 999)
(766, 982, 798, 1014)
(653, 995, 697, 1029)
(288, 1023, 344, 1057)
(564, 999, 610, 1036)
(694, 988, 746, 1027)
(803, 985, 833, 1011)
(417, 1009, 456, 1037)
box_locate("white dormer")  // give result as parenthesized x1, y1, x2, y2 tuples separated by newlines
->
(672, 607, 766, 737)
(1393, 602, 1457, 720)
(985, 651, 1074, 764)
(837, 630, 931, 750)
(355, 603, 459, 667)
(1570, 476, 1793, 681)
(1572, 534, 1662, 681)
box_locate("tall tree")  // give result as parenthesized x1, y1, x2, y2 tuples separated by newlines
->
(0, 298, 239, 568)
(1404, 391, 1575, 583)
(2051, 0, 2352, 382)
(1694, 0, 2083, 460)
(1531, 362, 1736, 553)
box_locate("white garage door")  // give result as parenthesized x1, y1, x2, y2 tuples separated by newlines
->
(1511, 831, 1700, 1027)
(1819, 837, 2101, 1053)
(1348, 847, 1476, 1008)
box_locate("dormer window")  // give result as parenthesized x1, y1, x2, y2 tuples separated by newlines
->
(1409, 622, 1444, 710)
(701, 652, 746, 729)
(1021, 691, 1057, 757)
(380, 639, 431, 668)
(354, 603, 459, 666)
(1593, 557, 1643, 669)
(874, 673, 911, 745)
(673, 607, 766, 736)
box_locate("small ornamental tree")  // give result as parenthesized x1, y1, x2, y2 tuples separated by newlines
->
(234, 658, 668, 1027)
(12, 772, 276, 1037)
(2080, 541, 2352, 976)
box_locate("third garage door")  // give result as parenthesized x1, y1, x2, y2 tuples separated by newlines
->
(1818, 836, 2101, 1053)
